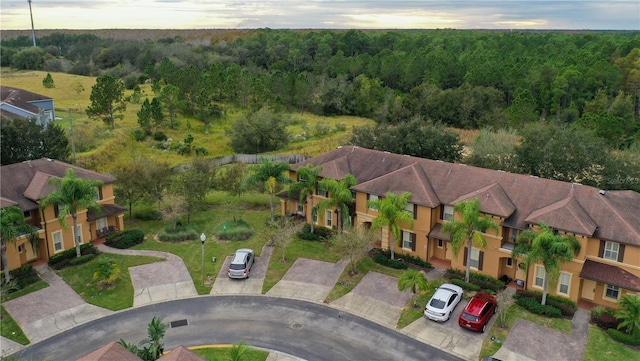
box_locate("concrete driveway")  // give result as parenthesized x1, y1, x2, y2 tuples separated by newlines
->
(210, 244, 272, 295)
(266, 258, 348, 303)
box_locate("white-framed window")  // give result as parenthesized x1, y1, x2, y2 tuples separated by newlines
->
(97, 217, 108, 230)
(469, 247, 480, 269)
(442, 205, 454, 221)
(603, 241, 619, 261)
(368, 194, 379, 210)
(405, 202, 416, 219)
(534, 265, 545, 288)
(605, 284, 620, 300)
(312, 211, 318, 224)
(506, 257, 513, 267)
(437, 239, 444, 248)
(296, 202, 304, 213)
(326, 210, 332, 227)
(558, 272, 571, 295)
(53, 231, 63, 252)
(317, 186, 328, 197)
(402, 231, 414, 250)
(74, 224, 83, 245)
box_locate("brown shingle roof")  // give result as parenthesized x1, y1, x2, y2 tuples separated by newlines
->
(580, 259, 640, 292)
(452, 182, 516, 218)
(157, 345, 206, 361)
(1, 158, 117, 212)
(291, 147, 640, 246)
(76, 341, 141, 361)
(1, 86, 52, 118)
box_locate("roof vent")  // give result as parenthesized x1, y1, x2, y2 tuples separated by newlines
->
(599, 189, 606, 195)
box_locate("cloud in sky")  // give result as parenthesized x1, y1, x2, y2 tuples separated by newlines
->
(1, 1, 638, 30)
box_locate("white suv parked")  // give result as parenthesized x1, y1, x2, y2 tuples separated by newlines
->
(227, 248, 255, 279)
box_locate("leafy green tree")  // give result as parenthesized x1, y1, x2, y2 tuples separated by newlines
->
(39, 169, 103, 258)
(398, 269, 429, 308)
(615, 294, 640, 338)
(512, 222, 581, 305)
(150, 97, 165, 132)
(442, 197, 499, 283)
(465, 127, 519, 171)
(42, 73, 55, 88)
(332, 225, 377, 276)
(243, 158, 290, 222)
(159, 84, 181, 129)
(228, 107, 290, 153)
(217, 163, 248, 198)
(0, 119, 70, 165)
(314, 174, 357, 233)
(159, 192, 187, 232)
(143, 160, 173, 205)
(172, 160, 213, 223)
(93, 256, 121, 288)
(86, 75, 126, 129)
(368, 192, 413, 261)
(11, 47, 45, 70)
(289, 164, 322, 233)
(350, 118, 463, 162)
(137, 98, 152, 133)
(111, 158, 147, 220)
(1, 206, 38, 284)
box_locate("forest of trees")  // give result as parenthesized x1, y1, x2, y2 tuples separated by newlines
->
(2, 29, 640, 191)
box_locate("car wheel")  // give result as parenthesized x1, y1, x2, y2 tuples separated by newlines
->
(482, 323, 487, 333)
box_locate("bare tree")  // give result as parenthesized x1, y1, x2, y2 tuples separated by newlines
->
(332, 225, 377, 275)
(269, 218, 304, 262)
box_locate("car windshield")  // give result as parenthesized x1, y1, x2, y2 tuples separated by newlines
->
(429, 298, 446, 309)
(229, 263, 245, 270)
(461, 312, 479, 322)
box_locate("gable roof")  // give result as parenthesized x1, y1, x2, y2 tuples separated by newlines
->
(292, 146, 640, 246)
(1, 86, 52, 119)
(157, 345, 206, 361)
(76, 341, 140, 361)
(0, 158, 116, 212)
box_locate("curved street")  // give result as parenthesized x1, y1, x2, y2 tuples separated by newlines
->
(14, 295, 463, 361)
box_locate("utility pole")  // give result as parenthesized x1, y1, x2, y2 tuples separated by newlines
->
(68, 109, 76, 164)
(28, 0, 36, 47)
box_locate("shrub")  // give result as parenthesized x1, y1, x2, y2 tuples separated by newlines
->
(607, 328, 640, 346)
(447, 268, 505, 293)
(194, 146, 208, 156)
(514, 289, 577, 317)
(516, 296, 563, 318)
(314, 122, 332, 136)
(335, 123, 347, 132)
(133, 205, 162, 221)
(48, 244, 97, 269)
(70, 253, 96, 265)
(157, 225, 199, 242)
(397, 252, 432, 269)
(105, 229, 145, 249)
(153, 131, 168, 141)
(133, 128, 148, 141)
(298, 224, 333, 241)
(591, 306, 622, 330)
(0, 264, 39, 290)
(373, 253, 408, 270)
(213, 219, 253, 241)
(451, 278, 481, 291)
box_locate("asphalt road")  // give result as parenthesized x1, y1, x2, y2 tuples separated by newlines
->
(14, 295, 463, 361)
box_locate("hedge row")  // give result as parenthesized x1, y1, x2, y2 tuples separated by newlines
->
(373, 254, 408, 269)
(377, 249, 432, 269)
(298, 223, 334, 241)
(105, 229, 145, 249)
(0, 264, 40, 290)
(446, 269, 505, 293)
(516, 296, 563, 318)
(590, 306, 622, 330)
(69, 253, 96, 265)
(451, 278, 481, 292)
(158, 227, 200, 242)
(515, 289, 577, 317)
(48, 243, 98, 270)
(607, 328, 640, 346)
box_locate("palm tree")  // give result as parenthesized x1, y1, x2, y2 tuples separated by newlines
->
(512, 221, 581, 305)
(368, 192, 413, 260)
(243, 157, 291, 222)
(1, 206, 38, 283)
(39, 168, 103, 258)
(314, 174, 357, 233)
(398, 268, 429, 308)
(228, 340, 250, 361)
(93, 256, 121, 288)
(120, 316, 167, 361)
(615, 295, 640, 337)
(288, 164, 322, 233)
(442, 197, 499, 283)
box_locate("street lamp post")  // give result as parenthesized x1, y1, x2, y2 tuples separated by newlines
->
(200, 233, 206, 286)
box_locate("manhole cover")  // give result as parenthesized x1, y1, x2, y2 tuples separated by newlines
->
(290, 322, 304, 330)
(170, 319, 188, 328)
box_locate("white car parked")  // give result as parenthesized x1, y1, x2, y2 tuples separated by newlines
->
(424, 283, 464, 322)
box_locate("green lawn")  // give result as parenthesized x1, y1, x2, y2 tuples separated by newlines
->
(191, 345, 269, 361)
(57, 253, 163, 310)
(1, 305, 30, 345)
(1, 280, 49, 302)
(582, 325, 640, 361)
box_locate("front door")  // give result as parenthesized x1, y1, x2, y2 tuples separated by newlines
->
(18, 244, 27, 265)
(581, 279, 596, 301)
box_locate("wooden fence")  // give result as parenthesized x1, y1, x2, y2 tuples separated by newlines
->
(173, 154, 310, 171)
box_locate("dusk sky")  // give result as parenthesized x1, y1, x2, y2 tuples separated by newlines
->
(1, 1, 639, 31)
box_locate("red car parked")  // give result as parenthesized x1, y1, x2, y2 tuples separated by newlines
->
(458, 293, 497, 333)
